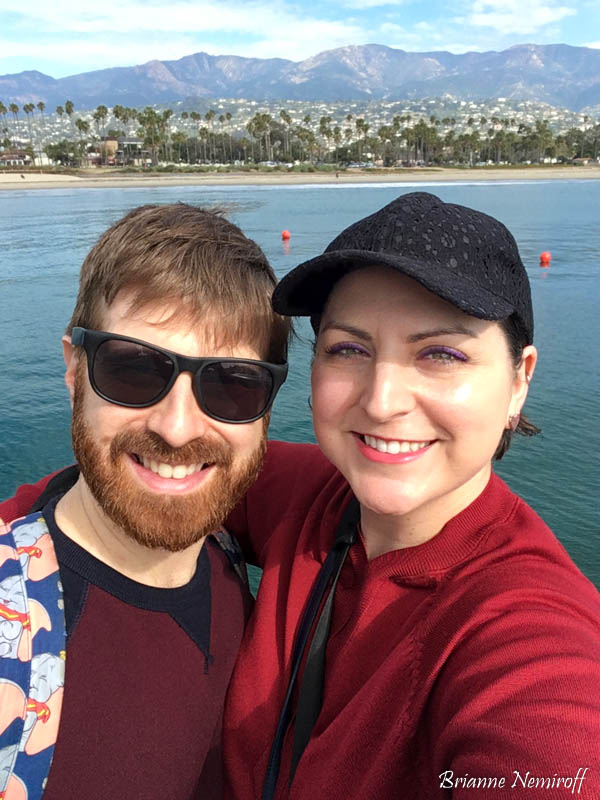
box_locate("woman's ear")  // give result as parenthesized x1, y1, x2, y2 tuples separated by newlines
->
(511, 345, 538, 416)
(62, 335, 78, 409)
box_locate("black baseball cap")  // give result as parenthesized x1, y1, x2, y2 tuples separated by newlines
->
(272, 192, 534, 343)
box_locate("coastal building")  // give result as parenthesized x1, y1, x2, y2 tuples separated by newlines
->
(0, 150, 32, 166)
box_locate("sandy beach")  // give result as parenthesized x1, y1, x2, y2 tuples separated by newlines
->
(1, 165, 600, 190)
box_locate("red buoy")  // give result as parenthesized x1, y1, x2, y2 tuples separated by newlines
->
(539, 251, 552, 267)
(281, 229, 291, 241)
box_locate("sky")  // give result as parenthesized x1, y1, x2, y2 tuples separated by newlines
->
(1, 0, 599, 78)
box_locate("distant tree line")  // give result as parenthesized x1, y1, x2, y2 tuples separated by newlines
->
(1, 100, 599, 168)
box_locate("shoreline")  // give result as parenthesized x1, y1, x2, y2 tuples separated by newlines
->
(1, 165, 600, 190)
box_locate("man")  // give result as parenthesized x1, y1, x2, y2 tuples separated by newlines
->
(0, 203, 289, 799)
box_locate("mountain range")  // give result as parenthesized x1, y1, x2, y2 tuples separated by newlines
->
(2, 43, 600, 112)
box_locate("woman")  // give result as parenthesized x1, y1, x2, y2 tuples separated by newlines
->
(223, 192, 600, 799)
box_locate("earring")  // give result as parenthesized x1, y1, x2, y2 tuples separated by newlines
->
(508, 413, 520, 431)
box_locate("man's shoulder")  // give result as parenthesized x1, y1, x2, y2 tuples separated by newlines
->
(1, 508, 50, 540)
(0, 466, 78, 524)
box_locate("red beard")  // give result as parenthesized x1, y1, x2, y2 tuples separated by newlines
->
(71, 371, 266, 552)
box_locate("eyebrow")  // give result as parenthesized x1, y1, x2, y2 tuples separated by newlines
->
(319, 321, 374, 342)
(320, 321, 479, 343)
(406, 325, 479, 342)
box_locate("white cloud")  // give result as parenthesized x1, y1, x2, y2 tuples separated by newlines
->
(583, 41, 600, 48)
(0, 0, 593, 78)
(460, 0, 576, 35)
(2, 1, 359, 39)
(379, 22, 408, 34)
(0, 0, 372, 70)
(341, 0, 402, 7)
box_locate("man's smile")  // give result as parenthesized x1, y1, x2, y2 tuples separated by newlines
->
(131, 453, 212, 480)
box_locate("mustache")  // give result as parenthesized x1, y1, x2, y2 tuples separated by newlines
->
(109, 430, 233, 467)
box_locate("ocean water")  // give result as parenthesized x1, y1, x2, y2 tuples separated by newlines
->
(0, 180, 598, 587)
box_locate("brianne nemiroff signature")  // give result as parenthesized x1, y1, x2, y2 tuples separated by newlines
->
(439, 768, 590, 794)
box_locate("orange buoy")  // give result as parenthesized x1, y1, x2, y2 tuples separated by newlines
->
(281, 229, 291, 241)
(539, 251, 552, 267)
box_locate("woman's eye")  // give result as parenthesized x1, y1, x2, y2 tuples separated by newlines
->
(420, 346, 467, 363)
(324, 342, 369, 358)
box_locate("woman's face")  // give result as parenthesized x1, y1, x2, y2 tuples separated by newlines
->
(311, 267, 537, 529)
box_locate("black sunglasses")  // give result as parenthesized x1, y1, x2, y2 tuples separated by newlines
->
(71, 327, 288, 424)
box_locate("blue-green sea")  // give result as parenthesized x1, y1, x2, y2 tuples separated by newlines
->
(1, 180, 598, 587)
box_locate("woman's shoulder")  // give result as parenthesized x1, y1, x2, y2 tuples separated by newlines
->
(434, 473, 599, 623)
(487, 474, 595, 585)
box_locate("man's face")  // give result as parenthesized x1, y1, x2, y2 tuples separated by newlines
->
(67, 293, 268, 551)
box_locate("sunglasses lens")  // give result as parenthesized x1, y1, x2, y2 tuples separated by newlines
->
(93, 339, 173, 405)
(200, 362, 274, 422)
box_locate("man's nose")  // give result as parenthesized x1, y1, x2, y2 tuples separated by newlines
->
(145, 372, 211, 448)
(359, 361, 417, 422)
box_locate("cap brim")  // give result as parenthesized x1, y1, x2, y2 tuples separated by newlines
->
(272, 249, 515, 322)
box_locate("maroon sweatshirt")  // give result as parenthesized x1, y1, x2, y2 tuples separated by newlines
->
(223, 442, 600, 800)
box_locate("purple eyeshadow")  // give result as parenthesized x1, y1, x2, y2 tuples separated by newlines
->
(326, 341, 369, 355)
(421, 345, 468, 361)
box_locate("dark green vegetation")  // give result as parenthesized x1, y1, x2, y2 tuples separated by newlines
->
(1, 100, 599, 169)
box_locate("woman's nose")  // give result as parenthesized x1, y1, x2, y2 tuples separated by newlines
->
(359, 361, 417, 421)
(144, 372, 211, 447)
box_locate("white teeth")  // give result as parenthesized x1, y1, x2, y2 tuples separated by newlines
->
(139, 456, 204, 480)
(363, 435, 430, 454)
(158, 463, 173, 478)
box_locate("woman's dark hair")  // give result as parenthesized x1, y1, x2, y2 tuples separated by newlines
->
(494, 313, 540, 460)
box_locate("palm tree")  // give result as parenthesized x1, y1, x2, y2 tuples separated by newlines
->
(180, 112, 190, 163)
(23, 103, 36, 164)
(344, 127, 353, 157)
(218, 114, 226, 162)
(333, 126, 342, 164)
(205, 109, 215, 162)
(76, 118, 90, 165)
(9, 103, 19, 139)
(226, 112, 233, 162)
(355, 118, 366, 160)
(64, 100, 75, 139)
(190, 111, 200, 162)
(0, 102, 7, 142)
(198, 127, 209, 162)
(161, 109, 173, 161)
(94, 105, 109, 161)
(136, 107, 161, 165)
(280, 110, 292, 160)
(319, 116, 333, 161)
(239, 136, 250, 163)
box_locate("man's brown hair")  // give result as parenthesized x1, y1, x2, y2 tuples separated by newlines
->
(68, 203, 290, 362)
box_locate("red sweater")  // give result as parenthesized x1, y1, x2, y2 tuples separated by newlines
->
(3, 448, 600, 798)
(223, 442, 600, 799)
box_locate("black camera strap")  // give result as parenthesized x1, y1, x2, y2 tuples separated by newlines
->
(261, 497, 359, 800)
